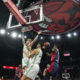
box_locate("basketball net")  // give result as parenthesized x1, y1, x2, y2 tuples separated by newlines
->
(21, 26, 33, 32)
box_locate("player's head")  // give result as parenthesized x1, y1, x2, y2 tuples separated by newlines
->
(37, 43, 41, 48)
(52, 44, 58, 52)
(25, 39, 32, 45)
(53, 44, 57, 49)
(44, 42, 50, 47)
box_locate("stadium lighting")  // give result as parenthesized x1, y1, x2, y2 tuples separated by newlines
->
(0, 29, 6, 35)
(18, 34, 22, 38)
(24, 35, 27, 39)
(56, 35, 60, 39)
(40, 36, 44, 40)
(11, 32, 17, 38)
(51, 36, 54, 40)
(73, 32, 77, 36)
(67, 33, 72, 38)
(7, 32, 10, 35)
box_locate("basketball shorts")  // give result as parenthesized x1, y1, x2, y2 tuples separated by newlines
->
(24, 64, 39, 80)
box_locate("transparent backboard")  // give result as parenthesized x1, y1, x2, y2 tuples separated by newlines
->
(7, 4, 43, 29)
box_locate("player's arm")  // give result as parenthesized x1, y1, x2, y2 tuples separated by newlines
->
(43, 64, 51, 76)
(43, 68, 47, 76)
(46, 52, 52, 57)
(29, 31, 42, 47)
(21, 30, 25, 45)
(24, 49, 39, 58)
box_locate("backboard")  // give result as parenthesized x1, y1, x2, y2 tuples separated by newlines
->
(6, 4, 43, 29)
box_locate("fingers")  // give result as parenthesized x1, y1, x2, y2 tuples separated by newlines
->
(38, 30, 42, 35)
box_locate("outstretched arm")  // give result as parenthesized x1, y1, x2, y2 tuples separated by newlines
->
(21, 28, 26, 45)
(21, 31, 25, 45)
(24, 49, 39, 58)
(46, 52, 52, 57)
(29, 31, 42, 47)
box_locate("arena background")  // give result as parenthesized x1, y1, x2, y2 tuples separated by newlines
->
(0, 0, 80, 79)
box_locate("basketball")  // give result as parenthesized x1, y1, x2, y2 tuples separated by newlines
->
(44, 42, 50, 47)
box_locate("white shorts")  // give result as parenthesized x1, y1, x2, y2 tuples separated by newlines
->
(24, 64, 39, 80)
(22, 58, 29, 68)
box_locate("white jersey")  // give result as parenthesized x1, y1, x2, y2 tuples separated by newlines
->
(30, 48, 43, 65)
(24, 48, 43, 80)
(22, 45, 30, 67)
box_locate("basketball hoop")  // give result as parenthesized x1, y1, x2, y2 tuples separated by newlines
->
(5, 1, 43, 29)
(21, 26, 33, 32)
